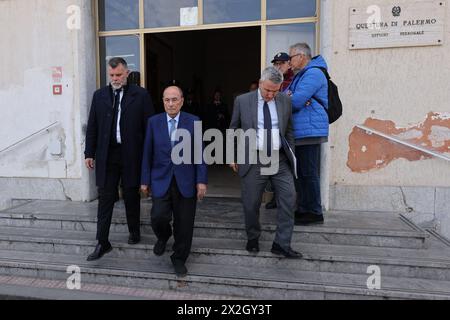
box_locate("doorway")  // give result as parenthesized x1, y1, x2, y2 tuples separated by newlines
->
(145, 27, 261, 197)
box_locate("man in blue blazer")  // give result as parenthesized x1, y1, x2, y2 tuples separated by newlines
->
(141, 86, 207, 277)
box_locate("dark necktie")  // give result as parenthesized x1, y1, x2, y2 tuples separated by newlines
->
(112, 89, 121, 144)
(263, 101, 272, 157)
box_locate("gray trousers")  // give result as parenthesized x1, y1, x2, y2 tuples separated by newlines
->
(240, 153, 296, 251)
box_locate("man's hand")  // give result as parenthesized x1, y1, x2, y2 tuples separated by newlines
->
(85, 158, 95, 170)
(230, 163, 239, 173)
(140, 185, 151, 197)
(197, 184, 207, 201)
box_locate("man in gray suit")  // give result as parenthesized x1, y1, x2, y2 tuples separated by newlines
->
(229, 67, 302, 259)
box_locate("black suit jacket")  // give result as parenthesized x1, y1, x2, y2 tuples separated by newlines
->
(85, 84, 154, 188)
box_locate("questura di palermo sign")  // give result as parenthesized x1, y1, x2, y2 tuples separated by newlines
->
(349, 0, 446, 49)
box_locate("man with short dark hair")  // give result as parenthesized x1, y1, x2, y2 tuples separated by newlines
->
(85, 57, 154, 261)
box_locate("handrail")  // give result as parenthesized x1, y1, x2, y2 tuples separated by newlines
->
(356, 124, 450, 162)
(0, 122, 59, 155)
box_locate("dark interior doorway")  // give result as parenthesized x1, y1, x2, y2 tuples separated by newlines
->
(145, 27, 261, 197)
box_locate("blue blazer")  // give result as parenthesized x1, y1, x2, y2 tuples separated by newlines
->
(141, 112, 208, 198)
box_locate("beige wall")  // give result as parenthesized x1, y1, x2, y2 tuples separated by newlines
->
(321, 0, 450, 236)
(0, 0, 97, 201)
(327, 0, 450, 188)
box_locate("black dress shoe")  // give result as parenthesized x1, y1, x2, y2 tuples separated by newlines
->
(87, 243, 113, 261)
(173, 262, 188, 277)
(295, 212, 324, 226)
(128, 234, 141, 245)
(265, 197, 277, 210)
(246, 239, 259, 253)
(271, 242, 302, 259)
(153, 239, 168, 256)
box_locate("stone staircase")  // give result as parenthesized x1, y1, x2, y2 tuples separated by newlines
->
(0, 198, 450, 300)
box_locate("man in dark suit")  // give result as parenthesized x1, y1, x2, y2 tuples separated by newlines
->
(141, 86, 207, 277)
(85, 57, 154, 261)
(229, 66, 301, 259)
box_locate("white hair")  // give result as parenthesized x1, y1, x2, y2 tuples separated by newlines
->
(289, 43, 312, 59)
(260, 66, 284, 84)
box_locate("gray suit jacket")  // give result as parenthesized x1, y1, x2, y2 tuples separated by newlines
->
(229, 90, 295, 177)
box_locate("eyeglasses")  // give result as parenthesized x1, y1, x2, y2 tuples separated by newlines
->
(289, 53, 303, 60)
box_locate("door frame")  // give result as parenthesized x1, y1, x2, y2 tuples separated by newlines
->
(94, 0, 321, 89)
(93, 0, 330, 209)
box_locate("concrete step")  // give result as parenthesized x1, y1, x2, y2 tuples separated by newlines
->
(0, 275, 243, 300)
(0, 248, 449, 300)
(0, 225, 449, 281)
(0, 200, 429, 249)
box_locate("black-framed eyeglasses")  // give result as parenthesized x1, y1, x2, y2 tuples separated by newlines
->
(289, 53, 303, 60)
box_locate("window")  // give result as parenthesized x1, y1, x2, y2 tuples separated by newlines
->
(99, 35, 141, 86)
(144, 0, 198, 28)
(98, 0, 139, 31)
(204, 0, 260, 24)
(267, 0, 316, 20)
(266, 23, 316, 67)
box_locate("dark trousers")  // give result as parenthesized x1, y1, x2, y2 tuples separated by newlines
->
(295, 144, 323, 215)
(151, 178, 197, 264)
(97, 146, 140, 245)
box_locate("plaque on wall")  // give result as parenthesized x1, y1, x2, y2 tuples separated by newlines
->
(349, 0, 446, 49)
(180, 7, 198, 26)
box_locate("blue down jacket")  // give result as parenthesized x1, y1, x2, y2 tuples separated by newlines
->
(288, 55, 329, 140)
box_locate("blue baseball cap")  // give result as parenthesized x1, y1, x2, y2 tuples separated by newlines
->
(271, 52, 290, 63)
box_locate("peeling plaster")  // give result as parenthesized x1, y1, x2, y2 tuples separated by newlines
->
(348, 112, 450, 173)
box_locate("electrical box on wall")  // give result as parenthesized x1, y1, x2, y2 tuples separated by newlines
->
(53, 85, 62, 95)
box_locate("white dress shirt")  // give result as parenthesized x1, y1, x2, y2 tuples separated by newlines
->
(115, 89, 124, 144)
(257, 89, 280, 151)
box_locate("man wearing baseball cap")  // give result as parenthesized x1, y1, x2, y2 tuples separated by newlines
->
(272, 52, 295, 92)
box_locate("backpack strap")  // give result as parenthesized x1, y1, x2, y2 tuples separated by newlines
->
(309, 67, 329, 110)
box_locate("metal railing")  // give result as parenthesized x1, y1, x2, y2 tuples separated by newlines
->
(0, 122, 60, 155)
(356, 124, 450, 162)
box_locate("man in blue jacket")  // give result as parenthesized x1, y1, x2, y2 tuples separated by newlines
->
(287, 43, 329, 225)
(140, 86, 208, 277)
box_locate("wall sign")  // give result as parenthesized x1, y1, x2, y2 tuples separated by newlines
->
(52, 67, 63, 83)
(349, 1, 446, 49)
(180, 7, 198, 26)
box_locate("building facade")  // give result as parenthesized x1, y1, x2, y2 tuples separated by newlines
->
(0, 0, 449, 237)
